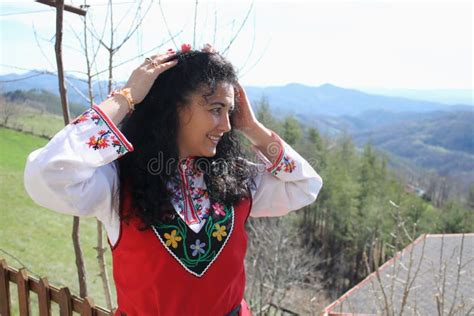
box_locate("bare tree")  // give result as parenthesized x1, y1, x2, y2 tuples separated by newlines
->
(69, 0, 155, 308)
(356, 202, 473, 315)
(245, 216, 324, 314)
(0, 96, 22, 126)
(37, 0, 91, 299)
(73, 0, 116, 308)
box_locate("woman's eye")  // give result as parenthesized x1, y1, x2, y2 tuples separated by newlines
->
(211, 108, 221, 115)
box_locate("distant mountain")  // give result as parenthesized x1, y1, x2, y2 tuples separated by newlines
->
(245, 83, 472, 117)
(1, 72, 471, 118)
(0, 71, 111, 106)
(356, 87, 473, 106)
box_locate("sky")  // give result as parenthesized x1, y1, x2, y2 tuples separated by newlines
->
(0, 0, 472, 90)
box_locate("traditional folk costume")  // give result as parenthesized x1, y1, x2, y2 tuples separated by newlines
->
(24, 105, 323, 316)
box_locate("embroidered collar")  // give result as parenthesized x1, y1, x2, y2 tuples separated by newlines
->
(158, 156, 235, 277)
(166, 156, 225, 234)
(177, 156, 201, 176)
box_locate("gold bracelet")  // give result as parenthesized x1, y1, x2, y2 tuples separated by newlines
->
(111, 88, 135, 112)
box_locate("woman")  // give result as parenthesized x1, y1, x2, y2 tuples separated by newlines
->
(24, 44, 323, 316)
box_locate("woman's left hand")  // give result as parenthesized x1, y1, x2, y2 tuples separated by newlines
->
(233, 83, 280, 160)
(233, 83, 259, 135)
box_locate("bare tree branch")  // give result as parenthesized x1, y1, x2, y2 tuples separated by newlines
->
(221, 2, 254, 55)
(115, 0, 153, 52)
(447, 234, 465, 316)
(158, 0, 179, 50)
(193, 0, 198, 47)
(212, 8, 217, 46)
(238, 38, 271, 79)
(32, 23, 56, 71)
(90, 33, 182, 78)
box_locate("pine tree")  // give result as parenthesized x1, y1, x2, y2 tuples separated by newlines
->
(282, 116, 302, 146)
(255, 95, 280, 133)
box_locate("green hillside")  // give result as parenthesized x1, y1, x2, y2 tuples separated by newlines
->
(353, 111, 474, 173)
(2, 102, 68, 138)
(0, 127, 116, 310)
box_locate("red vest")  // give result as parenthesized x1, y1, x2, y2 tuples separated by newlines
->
(110, 187, 253, 316)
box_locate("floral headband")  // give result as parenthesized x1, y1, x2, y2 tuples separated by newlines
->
(171, 43, 216, 54)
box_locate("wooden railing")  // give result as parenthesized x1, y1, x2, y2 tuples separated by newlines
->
(0, 259, 113, 316)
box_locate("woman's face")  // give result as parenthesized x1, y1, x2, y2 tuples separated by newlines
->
(177, 81, 235, 158)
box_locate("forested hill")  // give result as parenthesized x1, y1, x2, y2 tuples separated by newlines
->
(348, 109, 474, 186)
(351, 110, 474, 156)
(1, 89, 86, 117)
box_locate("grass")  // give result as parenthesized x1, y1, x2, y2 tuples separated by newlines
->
(0, 127, 116, 313)
(5, 106, 66, 138)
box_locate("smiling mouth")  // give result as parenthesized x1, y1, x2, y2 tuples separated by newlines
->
(207, 135, 221, 145)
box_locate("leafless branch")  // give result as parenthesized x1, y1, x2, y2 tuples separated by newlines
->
(193, 0, 198, 48)
(447, 234, 465, 316)
(115, 0, 154, 52)
(0, 73, 45, 83)
(236, 8, 257, 73)
(158, 0, 179, 50)
(399, 235, 426, 316)
(238, 38, 271, 80)
(221, 2, 254, 55)
(90, 34, 182, 79)
(32, 23, 56, 71)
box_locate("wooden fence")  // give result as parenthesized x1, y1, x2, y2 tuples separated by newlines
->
(0, 259, 112, 316)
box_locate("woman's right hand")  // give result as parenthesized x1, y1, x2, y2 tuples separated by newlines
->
(124, 51, 178, 104)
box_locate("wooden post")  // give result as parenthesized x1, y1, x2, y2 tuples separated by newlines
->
(53, 0, 70, 125)
(16, 268, 30, 316)
(82, 296, 95, 316)
(35, 0, 87, 16)
(58, 287, 72, 316)
(38, 277, 51, 316)
(0, 259, 11, 316)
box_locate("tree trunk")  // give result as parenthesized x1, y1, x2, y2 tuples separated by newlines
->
(54, 0, 88, 297)
(96, 221, 112, 309)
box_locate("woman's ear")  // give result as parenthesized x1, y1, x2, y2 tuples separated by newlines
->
(177, 103, 194, 126)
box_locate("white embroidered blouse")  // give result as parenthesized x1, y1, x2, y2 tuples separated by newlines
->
(24, 105, 323, 247)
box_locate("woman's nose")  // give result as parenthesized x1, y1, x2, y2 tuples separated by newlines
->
(219, 113, 231, 132)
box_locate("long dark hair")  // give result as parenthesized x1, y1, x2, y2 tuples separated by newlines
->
(118, 50, 256, 228)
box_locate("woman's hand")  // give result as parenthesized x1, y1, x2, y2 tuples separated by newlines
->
(233, 83, 259, 135)
(95, 51, 177, 125)
(124, 44, 216, 104)
(233, 83, 283, 163)
(124, 51, 178, 104)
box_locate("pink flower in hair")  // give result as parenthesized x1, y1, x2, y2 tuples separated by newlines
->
(181, 43, 192, 53)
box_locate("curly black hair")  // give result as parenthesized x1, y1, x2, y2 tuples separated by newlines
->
(118, 50, 256, 228)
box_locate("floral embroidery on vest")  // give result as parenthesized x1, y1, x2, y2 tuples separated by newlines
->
(151, 204, 234, 277)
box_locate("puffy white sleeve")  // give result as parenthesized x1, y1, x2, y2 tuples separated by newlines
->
(249, 131, 323, 217)
(23, 105, 133, 245)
